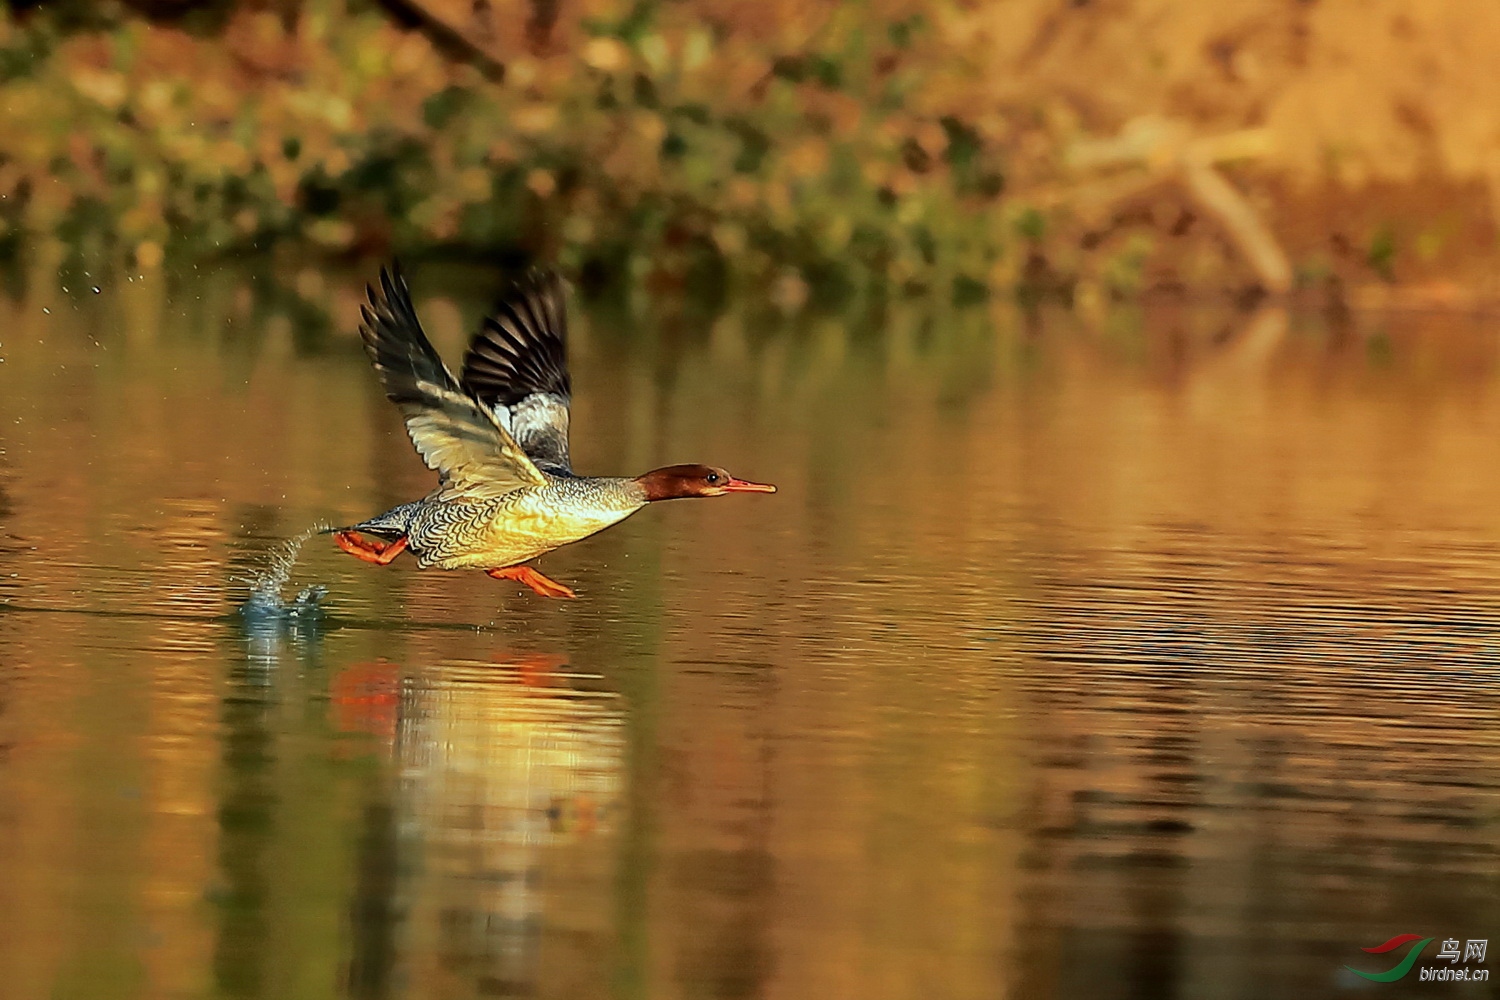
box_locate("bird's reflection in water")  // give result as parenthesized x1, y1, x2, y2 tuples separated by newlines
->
(339, 653, 624, 999)
(331, 661, 403, 744)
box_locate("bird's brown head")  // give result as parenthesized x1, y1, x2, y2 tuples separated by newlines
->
(636, 464, 777, 501)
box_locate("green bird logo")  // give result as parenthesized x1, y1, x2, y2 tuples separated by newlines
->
(1346, 934, 1434, 983)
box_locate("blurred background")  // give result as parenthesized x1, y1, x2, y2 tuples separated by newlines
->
(3, 0, 1500, 303)
(3, 3, 1500, 1000)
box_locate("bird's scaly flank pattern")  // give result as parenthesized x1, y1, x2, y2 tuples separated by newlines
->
(401, 476, 649, 570)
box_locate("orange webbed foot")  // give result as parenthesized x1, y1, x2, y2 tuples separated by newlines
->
(486, 565, 577, 599)
(333, 531, 408, 566)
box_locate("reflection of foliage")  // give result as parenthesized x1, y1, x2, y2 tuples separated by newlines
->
(0, 0, 1031, 293)
(1367, 227, 1397, 283)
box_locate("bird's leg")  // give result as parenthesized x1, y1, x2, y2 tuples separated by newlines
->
(486, 565, 577, 599)
(333, 531, 408, 566)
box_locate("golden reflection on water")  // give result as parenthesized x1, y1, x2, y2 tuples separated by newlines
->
(391, 658, 623, 998)
(0, 269, 1498, 1000)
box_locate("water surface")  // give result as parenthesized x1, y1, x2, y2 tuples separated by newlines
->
(0, 270, 1496, 999)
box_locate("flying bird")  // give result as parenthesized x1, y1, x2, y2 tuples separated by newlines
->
(328, 265, 775, 598)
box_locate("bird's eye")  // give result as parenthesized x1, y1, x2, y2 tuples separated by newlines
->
(705, 473, 720, 484)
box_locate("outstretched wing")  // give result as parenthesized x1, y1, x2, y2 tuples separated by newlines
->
(360, 265, 548, 497)
(459, 269, 573, 475)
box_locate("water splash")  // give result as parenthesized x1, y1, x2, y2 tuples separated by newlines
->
(240, 524, 330, 622)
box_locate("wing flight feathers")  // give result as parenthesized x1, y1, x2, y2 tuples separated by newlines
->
(360, 264, 548, 496)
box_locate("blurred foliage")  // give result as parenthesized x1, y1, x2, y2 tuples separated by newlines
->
(2, 0, 1496, 303)
(0, 0, 1050, 296)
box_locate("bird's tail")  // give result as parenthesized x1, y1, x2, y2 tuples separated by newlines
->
(321, 500, 424, 538)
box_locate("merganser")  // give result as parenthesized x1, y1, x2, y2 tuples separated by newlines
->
(327, 265, 776, 599)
